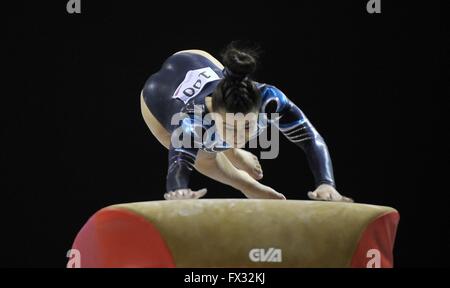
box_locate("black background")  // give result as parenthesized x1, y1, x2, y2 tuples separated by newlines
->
(4, 0, 448, 267)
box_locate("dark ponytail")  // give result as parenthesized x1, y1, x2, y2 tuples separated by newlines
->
(212, 42, 262, 114)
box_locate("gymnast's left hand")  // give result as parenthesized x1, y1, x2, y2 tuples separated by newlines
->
(307, 184, 353, 202)
(164, 188, 208, 200)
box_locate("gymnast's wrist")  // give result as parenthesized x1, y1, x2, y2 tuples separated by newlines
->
(316, 181, 336, 189)
(166, 183, 189, 194)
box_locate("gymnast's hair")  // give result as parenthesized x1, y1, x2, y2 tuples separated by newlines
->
(212, 42, 262, 114)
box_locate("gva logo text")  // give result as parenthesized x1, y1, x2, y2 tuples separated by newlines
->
(249, 248, 282, 263)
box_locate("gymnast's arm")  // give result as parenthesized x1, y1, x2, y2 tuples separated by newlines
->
(262, 86, 353, 202)
(262, 86, 335, 187)
(165, 116, 207, 200)
(279, 104, 335, 187)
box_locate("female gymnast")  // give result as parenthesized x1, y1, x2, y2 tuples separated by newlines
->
(141, 43, 353, 202)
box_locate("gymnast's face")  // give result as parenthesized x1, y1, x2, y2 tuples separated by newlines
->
(212, 108, 259, 148)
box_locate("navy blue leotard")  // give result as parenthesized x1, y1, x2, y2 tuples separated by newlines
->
(142, 52, 335, 192)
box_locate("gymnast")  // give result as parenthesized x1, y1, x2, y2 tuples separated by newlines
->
(141, 42, 353, 202)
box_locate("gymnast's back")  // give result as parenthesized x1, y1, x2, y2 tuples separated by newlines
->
(142, 51, 224, 133)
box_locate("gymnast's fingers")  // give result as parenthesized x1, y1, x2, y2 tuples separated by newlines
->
(192, 188, 207, 199)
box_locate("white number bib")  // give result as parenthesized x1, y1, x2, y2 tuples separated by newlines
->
(172, 67, 220, 104)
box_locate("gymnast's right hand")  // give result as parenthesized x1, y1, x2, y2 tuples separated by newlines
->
(164, 188, 208, 200)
